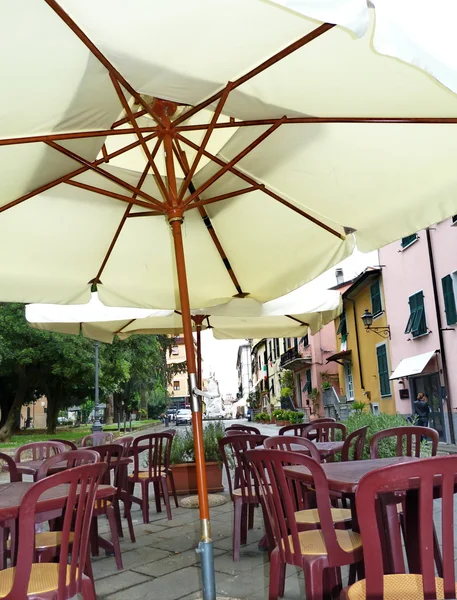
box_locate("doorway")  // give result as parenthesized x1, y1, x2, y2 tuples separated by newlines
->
(344, 361, 354, 401)
(410, 373, 445, 441)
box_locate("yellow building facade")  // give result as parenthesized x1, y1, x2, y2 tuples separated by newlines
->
(331, 269, 396, 415)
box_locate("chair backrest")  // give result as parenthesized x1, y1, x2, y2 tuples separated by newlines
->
(264, 435, 321, 462)
(81, 432, 114, 447)
(302, 422, 347, 442)
(218, 434, 268, 500)
(114, 436, 134, 456)
(225, 424, 261, 435)
(0, 451, 20, 482)
(49, 439, 78, 451)
(14, 441, 66, 463)
(36, 449, 100, 481)
(90, 444, 124, 485)
(278, 424, 313, 436)
(356, 455, 457, 599)
(245, 449, 356, 566)
(341, 426, 368, 461)
(131, 433, 174, 479)
(5, 462, 107, 600)
(369, 426, 438, 459)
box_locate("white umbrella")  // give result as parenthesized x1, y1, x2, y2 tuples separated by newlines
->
(3, 2, 457, 596)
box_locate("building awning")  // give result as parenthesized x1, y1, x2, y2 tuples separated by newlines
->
(389, 350, 436, 380)
(326, 350, 352, 364)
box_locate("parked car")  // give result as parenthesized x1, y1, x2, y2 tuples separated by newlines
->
(175, 408, 192, 425)
(166, 408, 177, 422)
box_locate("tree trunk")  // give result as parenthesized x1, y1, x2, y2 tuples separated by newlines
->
(0, 368, 27, 442)
(46, 396, 59, 434)
(105, 393, 114, 425)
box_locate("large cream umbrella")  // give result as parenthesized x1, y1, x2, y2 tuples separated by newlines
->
(3, 2, 457, 596)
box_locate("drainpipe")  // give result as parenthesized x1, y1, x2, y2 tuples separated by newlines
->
(346, 298, 365, 391)
(425, 228, 455, 443)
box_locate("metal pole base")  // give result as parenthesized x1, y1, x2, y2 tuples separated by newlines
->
(196, 540, 216, 600)
(92, 421, 103, 433)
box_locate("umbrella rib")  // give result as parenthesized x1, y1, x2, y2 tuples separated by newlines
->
(44, 0, 165, 127)
(0, 126, 160, 146)
(176, 133, 343, 240)
(0, 132, 157, 215)
(173, 139, 245, 296)
(45, 140, 164, 210)
(112, 109, 147, 129)
(172, 23, 334, 126)
(92, 162, 152, 285)
(186, 186, 260, 210)
(177, 116, 457, 132)
(285, 315, 309, 326)
(64, 180, 162, 211)
(109, 74, 169, 203)
(182, 118, 286, 207)
(177, 84, 233, 201)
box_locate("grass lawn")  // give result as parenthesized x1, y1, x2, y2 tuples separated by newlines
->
(0, 419, 160, 448)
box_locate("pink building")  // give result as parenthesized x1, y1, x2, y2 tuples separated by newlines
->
(280, 323, 339, 416)
(379, 217, 457, 442)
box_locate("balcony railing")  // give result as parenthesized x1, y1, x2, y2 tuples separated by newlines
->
(280, 346, 312, 370)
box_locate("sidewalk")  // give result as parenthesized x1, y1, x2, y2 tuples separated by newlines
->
(93, 495, 304, 600)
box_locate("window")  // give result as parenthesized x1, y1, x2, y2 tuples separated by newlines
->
(171, 346, 179, 355)
(302, 369, 312, 394)
(370, 280, 382, 317)
(344, 362, 354, 400)
(401, 233, 418, 249)
(336, 310, 347, 342)
(376, 344, 391, 397)
(268, 341, 272, 361)
(270, 379, 275, 397)
(442, 274, 457, 325)
(283, 338, 289, 351)
(301, 335, 309, 347)
(173, 381, 180, 391)
(404, 291, 427, 337)
(274, 338, 280, 358)
(452, 215, 457, 225)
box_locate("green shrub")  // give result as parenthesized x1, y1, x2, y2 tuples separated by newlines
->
(289, 411, 303, 424)
(255, 412, 270, 422)
(351, 401, 368, 414)
(170, 422, 226, 465)
(345, 412, 431, 459)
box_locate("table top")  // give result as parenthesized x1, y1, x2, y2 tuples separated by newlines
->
(13, 456, 131, 475)
(284, 456, 419, 494)
(314, 441, 344, 456)
(0, 482, 115, 521)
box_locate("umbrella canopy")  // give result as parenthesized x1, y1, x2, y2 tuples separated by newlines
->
(2, 1, 457, 310)
(25, 289, 341, 342)
(3, 2, 457, 597)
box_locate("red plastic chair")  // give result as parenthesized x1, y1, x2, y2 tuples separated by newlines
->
(341, 426, 368, 462)
(278, 423, 314, 436)
(342, 455, 457, 600)
(218, 434, 268, 561)
(81, 432, 114, 447)
(0, 462, 107, 599)
(49, 439, 78, 451)
(0, 453, 20, 569)
(14, 441, 66, 481)
(114, 436, 134, 456)
(127, 433, 175, 523)
(36, 449, 100, 480)
(369, 426, 438, 459)
(245, 449, 362, 600)
(303, 421, 347, 442)
(225, 424, 261, 435)
(264, 435, 321, 462)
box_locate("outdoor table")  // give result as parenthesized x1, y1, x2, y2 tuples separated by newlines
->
(8, 456, 131, 481)
(0, 481, 116, 568)
(313, 441, 344, 461)
(284, 456, 421, 574)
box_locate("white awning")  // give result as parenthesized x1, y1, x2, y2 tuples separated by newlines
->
(390, 351, 436, 380)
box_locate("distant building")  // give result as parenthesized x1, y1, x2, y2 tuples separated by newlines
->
(234, 342, 251, 417)
(380, 218, 457, 442)
(167, 335, 198, 408)
(20, 396, 47, 430)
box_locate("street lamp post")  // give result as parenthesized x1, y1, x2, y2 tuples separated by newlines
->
(92, 341, 102, 432)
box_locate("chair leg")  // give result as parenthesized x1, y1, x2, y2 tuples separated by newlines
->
(240, 503, 248, 545)
(233, 499, 242, 562)
(269, 549, 286, 600)
(168, 471, 179, 508)
(81, 574, 97, 600)
(153, 481, 161, 514)
(113, 497, 124, 539)
(303, 559, 324, 600)
(90, 517, 99, 557)
(248, 503, 255, 530)
(141, 481, 150, 524)
(106, 505, 123, 571)
(160, 478, 172, 521)
(120, 492, 136, 544)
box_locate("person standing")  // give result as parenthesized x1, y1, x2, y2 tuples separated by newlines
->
(414, 392, 430, 427)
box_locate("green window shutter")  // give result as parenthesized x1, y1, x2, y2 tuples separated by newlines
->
(337, 311, 347, 341)
(401, 234, 418, 248)
(410, 291, 427, 337)
(370, 280, 382, 316)
(376, 345, 391, 396)
(303, 369, 312, 393)
(442, 275, 457, 325)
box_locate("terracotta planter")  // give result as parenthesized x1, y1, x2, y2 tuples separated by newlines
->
(276, 420, 286, 426)
(169, 462, 224, 495)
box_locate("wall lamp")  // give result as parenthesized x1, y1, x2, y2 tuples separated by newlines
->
(361, 309, 391, 339)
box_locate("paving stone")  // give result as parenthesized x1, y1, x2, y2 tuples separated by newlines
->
(93, 546, 170, 578)
(215, 562, 269, 599)
(211, 543, 268, 576)
(133, 547, 227, 578)
(147, 531, 201, 553)
(104, 566, 203, 600)
(95, 569, 152, 598)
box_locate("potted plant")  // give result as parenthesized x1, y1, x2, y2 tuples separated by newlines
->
(308, 387, 321, 418)
(169, 422, 225, 495)
(273, 409, 286, 426)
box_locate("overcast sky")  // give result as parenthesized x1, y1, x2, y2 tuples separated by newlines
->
(201, 248, 379, 397)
